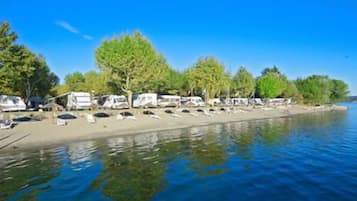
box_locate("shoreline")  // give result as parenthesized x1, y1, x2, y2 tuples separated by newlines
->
(0, 105, 347, 153)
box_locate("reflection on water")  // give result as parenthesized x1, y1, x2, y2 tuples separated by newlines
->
(1, 108, 357, 201)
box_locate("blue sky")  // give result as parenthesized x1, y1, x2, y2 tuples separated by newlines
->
(1, 0, 357, 95)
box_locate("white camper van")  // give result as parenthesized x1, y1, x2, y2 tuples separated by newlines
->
(158, 95, 181, 107)
(99, 95, 129, 109)
(181, 96, 205, 107)
(133, 93, 158, 108)
(0, 95, 26, 112)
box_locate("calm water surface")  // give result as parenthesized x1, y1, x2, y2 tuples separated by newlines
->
(1, 103, 357, 201)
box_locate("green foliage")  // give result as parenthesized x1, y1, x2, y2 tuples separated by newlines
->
(282, 80, 299, 98)
(256, 72, 286, 98)
(64, 72, 85, 91)
(231, 67, 255, 97)
(330, 79, 349, 102)
(185, 57, 230, 101)
(295, 75, 332, 105)
(153, 68, 188, 95)
(0, 21, 58, 101)
(61, 71, 111, 96)
(83, 71, 111, 95)
(261, 65, 281, 76)
(95, 31, 169, 107)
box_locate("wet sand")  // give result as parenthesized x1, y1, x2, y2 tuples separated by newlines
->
(0, 105, 346, 152)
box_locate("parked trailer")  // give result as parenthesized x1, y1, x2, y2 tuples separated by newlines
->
(133, 93, 158, 108)
(0, 95, 26, 112)
(181, 96, 205, 107)
(158, 95, 181, 107)
(98, 95, 129, 109)
(50, 92, 92, 110)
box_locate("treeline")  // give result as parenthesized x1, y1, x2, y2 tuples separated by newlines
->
(0, 22, 59, 103)
(0, 21, 349, 106)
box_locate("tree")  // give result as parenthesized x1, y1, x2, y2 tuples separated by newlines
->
(64, 72, 85, 92)
(295, 75, 332, 105)
(231, 67, 255, 97)
(185, 57, 230, 102)
(282, 80, 299, 98)
(330, 79, 349, 102)
(0, 21, 58, 101)
(261, 65, 281, 76)
(153, 68, 188, 95)
(0, 21, 18, 94)
(256, 72, 286, 98)
(95, 31, 169, 108)
(83, 71, 111, 96)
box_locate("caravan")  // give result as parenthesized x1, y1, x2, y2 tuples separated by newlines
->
(158, 95, 181, 107)
(51, 92, 92, 110)
(181, 96, 205, 107)
(133, 93, 158, 108)
(0, 95, 26, 112)
(98, 95, 129, 109)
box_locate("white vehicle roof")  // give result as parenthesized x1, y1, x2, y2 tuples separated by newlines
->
(138, 93, 157, 96)
(185, 96, 203, 100)
(159, 95, 180, 99)
(70, 92, 90, 96)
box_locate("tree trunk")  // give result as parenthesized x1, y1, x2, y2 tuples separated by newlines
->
(205, 91, 209, 104)
(25, 79, 32, 105)
(127, 90, 133, 109)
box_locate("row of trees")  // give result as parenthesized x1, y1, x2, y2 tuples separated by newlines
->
(0, 21, 349, 106)
(0, 22, 58, 103)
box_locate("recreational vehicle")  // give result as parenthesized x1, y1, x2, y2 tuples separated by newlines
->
(0, 95, 26, 112)
(158, 95, 181, 107)
(181, 96, 205, 107)
(133, 93, 158, 108)
(51, 92, 92, 110)
(98, 95, 129, 109)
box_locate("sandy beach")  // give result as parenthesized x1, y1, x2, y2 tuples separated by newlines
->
(0, 105, 346, 152)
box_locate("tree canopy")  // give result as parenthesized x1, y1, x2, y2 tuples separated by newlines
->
(95, 31, 169, 107)
(185, 57, 230, 101)
(256, 72, 287, 98)
(295, 75, 349, 105)
(0, 21, 58, 102)
(231, 67, 255, 98)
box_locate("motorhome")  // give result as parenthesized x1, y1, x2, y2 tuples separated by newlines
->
(133, 93, 158, 108)
(181, 96, 205, 107)
(158, 95, 181, 107)
(51, 92, 92, 110)
(0, 95, 26, 112)
(98, 95, 129, 109)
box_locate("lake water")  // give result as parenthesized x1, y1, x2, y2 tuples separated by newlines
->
(1, 103, 357, 201)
